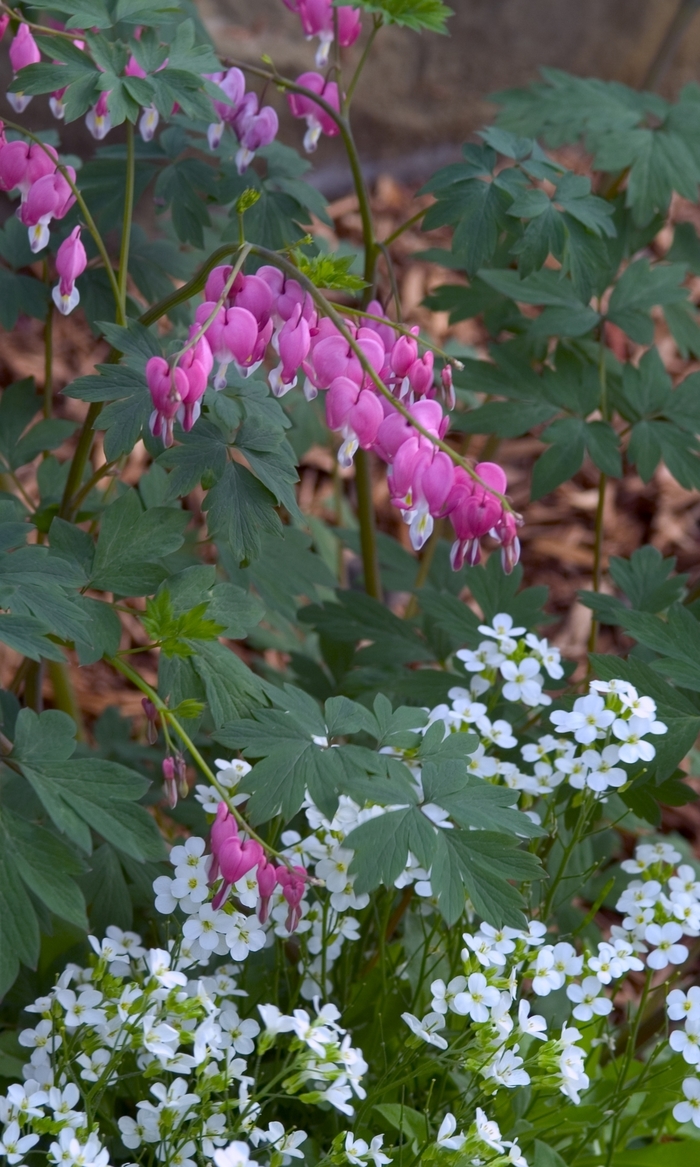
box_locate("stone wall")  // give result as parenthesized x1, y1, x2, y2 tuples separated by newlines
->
(199, 0, 700, 169)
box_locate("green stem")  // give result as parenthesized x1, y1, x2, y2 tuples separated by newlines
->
(47, 659, 86, 739)
(58, 402, 103, 521)
(354, 449, 382, 600)
(2, 117, 122, 321)
(588, 339, 609, 654)
(541, 792, 593, 917)
(383, 207, 427, 247)
(404, 521, 442, 618)
(117, 120, 135, 321)
(24, 659, 44, 713)
(43, 295, 53, 421)
(604, 969, 654, 1166)
(378, 241, 402, 321)
(70, 459, 119, 512)
(344, 18, 380, 108)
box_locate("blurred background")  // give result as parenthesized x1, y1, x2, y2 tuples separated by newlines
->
(200, 0, 700, 193)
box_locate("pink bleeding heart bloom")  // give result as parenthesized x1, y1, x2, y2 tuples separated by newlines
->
(446, 461, 508, 571)
(0, 15, 9, 41)
(146, 356, 188, 447)
(326, 375, 383, 467)
(204, 264, 243, 305)
(407, 349, 434, 398)
(276, 865, 307, 933)
(198, 303, 260, 388)
(86, 90, 111, 140)
(52, 225, 87, 316)
(176, 337, 212, 432)
(231, 94, 279, 174)
(390, 333, 419, 381)
(256, 859, 278, 923)
(441, 363, 455, 409)
(7, 24, 40, 112)
(365, 298, 396, 351)
(162, 757, 177, 810)
(234, 273, 274, 327)
(294, 0, 362, 66)
(208, 802, 239, 885)
(287, 72, 340, 153)
(256, 264, 285, 301)
(212, 837, 264, 910)
(269, 304, 311, 397)
(20, 167, 76, 253)
(0, 140, 57, 196)
(206, 67, 246, 149)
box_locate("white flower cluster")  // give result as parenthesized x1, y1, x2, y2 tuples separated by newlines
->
(0, 924, 367, 1167)
(435, 1109, 528, 1165)
(428, 670, 668, 802)
(456, 614, 562, 706)
(402, 925, 591, 1105)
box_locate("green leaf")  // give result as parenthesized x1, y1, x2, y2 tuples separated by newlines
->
(336, 0, 452, 33)
(203, 461, 283, 565)
(584, 420, 622, 477)
(190, 640, 269, 728)
(534, 1143, 568, 1167)
(1, 808, 88, 930)
(532, 421, 586, 498)
(0, 844, 40, 979)
(347, 807, 438, 893)
(90, 489, 188, 594)
(607, 260, 688, 344)
(143, 590, 225, 657)
(294, 251, 367, 291)
(421, 760, 545, 837)
(12, 707, 77, 766)
(444, 831, 544, 927)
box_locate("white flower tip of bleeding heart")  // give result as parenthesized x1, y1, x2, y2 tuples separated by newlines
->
(139, 105, 159, 142)
(235, 145, 256, 174)
(7, 91, 32, 113)
(49, 95, 66, 120)
(52, 283, 80, 315)
(86, 106, 111, 140)
(208, 121, 225, 150)
(28, 220, 50, 253)
(303, 124, 322, 153)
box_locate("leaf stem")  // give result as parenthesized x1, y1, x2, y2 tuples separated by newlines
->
(43, 294, 53, 421)
(382, 207, 427, 247)
(344, 18, 381, 109)
(354, 449, 382, 600)
(117, 120, 135, 321)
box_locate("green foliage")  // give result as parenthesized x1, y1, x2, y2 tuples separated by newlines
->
(294, 251, 367, 291)
(346, 0, 453, 33)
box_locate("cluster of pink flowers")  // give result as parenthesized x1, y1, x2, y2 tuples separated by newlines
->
(146, 264, 519, 572)
(209, 802, 307, 931)
(281, 0, 362, 67)
(205, 67, 279, 170)
(0, 120, 78, 254)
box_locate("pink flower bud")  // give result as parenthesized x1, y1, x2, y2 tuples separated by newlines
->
(9, 24, 40, 72)
(391, 334, 419, 379)
(176, 343, 210, 432)
(422, 451, 455, 515)
(374, 411, 412, 462)
(204, 265, 243, 304)
(326, 375, 360, 430)
(20, 168, 76, 252)
(162, 756, 177, 809)
(337, 6, 362, 47)
(365, 299, 396, 350)
(349, 388, 383, 449)
(256, 264, 285, 299)
(146, 356, 188, 447)
(270, 305, 311, 396)
(233, 97, 278, 173)
(256, 859, 278, 923)
(0, 140, 30, 192)
(408, 350, 434, 397)
(142, 697, 159, 744)
(52, 225, 87, 316)
(276, 864, 307, 932)
(213, 837, 264, 910)
(234, 273, 274, 326)
(0, 15, 10, 41)
(287, 72, 340, 151)
(25, 143, 58, 188)
(441, 363, 455, 409)
(474, 461, 507, 496)
(209, 802, 239, 884)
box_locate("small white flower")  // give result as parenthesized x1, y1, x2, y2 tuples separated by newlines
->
(551, 694, 615, 744)
(674, 1077, 700, 1127)
(214, 1142, 257, 1167)
(436, 1114, 465, 1151)
(0, 1121, 40, 1164)
(567, 977, 613, 1022)
(668, 987, 700, 1022)
(612, 715, 660, 764)
(645, 922, 687, 969)
(474, 1107, 505, 1152)
(517, 998, 547, 1039)
(671, 1020, 700, 1065)
(430, 976, 466, 1015)
(478, 613, 525, 644)
(456, 641, 505, 673)
(500, 657, 545, 706)
(452, 973, 500, 1022)
(401, 1011, 448, 1050)
(482, 1046, 530, 1088)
